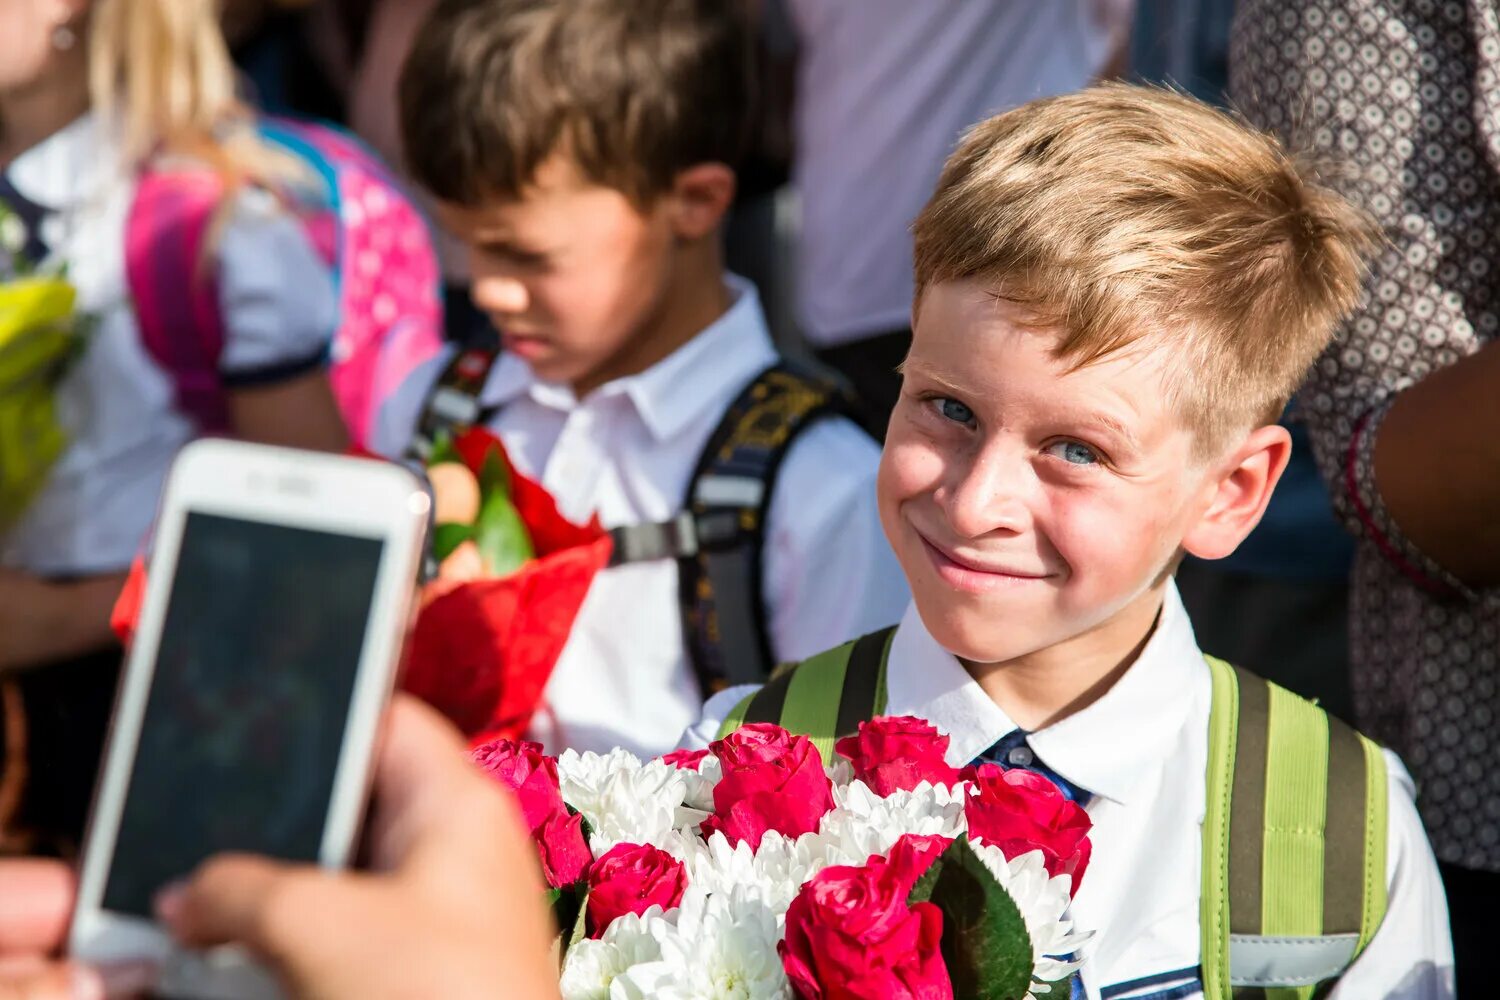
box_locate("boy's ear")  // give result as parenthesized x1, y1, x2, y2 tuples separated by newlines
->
(667, 163, 737, 241)
(1181, 424, 1293, 561)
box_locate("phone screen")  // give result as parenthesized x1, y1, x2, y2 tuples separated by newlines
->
(100, 512, 386, 918)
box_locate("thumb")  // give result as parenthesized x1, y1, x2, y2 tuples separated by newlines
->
(0, 962, 100, 1000)
(157, 855, 327, 962)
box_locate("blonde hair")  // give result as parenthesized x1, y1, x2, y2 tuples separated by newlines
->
(88, 0, 304, 188)
(913, 83, 1380, 456)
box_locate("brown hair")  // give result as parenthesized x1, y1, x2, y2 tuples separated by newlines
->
(399, 0, 754, 206)
(912, 83, 1379, 455)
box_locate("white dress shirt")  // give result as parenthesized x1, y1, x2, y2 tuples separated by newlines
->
(686, 583, 1454, 999)
(0, 113, 337, 577)
(374, 277, 910, 758)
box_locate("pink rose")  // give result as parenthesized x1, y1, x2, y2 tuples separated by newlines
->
(537, 812, 591, 888)
(965, 764, 1092, 892)
(780, 856, 952, 1000)
(657, 747, 710, 770)
(835, 716, 962, 795)
(471, 737, 590, 887)
(586, 843, 688, 936)
(702, 723, 834, 849)
(470, 737, 568, 831)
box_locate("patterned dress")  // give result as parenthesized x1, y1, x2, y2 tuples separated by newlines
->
(1231, 0, 1500, 873)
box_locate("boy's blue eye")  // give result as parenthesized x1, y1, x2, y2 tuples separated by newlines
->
(937, 398, 975, 425)
(1049, 441, 1100, 466)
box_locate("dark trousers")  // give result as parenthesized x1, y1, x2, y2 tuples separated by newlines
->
(0, 648, 122, 858)
(814, 327, 912, 441)
(1441, 861, 1498, 997)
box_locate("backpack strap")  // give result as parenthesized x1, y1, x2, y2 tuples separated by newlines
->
(1200, 656, 1390, 999)
(125, 168, 231, 433)
(716, 626, 894, 761)
(667, 360, 862, 697)
(404, 341, 502, 463)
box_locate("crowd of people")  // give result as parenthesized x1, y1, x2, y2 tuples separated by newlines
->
(1, 1, 1494, 997)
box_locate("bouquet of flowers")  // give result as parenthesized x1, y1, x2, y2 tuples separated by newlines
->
(0, 203, 92, 528)
(474, 716, 1092, 1000)
(401, 428, 612, 743)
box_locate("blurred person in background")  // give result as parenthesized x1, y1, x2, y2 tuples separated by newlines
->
(776, 0, 1134, 437)
(0, 0, 348, 856)
(1233, 2, 1500, 992)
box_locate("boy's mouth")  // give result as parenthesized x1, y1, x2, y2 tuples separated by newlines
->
(916, 532, 1050, 593)
(501, 331, 551, 359)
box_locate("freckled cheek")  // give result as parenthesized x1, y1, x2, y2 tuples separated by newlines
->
(1041, 489, 1173, 583)
(877, 436, 949, 510)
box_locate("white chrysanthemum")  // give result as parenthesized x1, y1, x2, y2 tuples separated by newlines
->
(679, 754, 721, 813)
(823, 753, 854, 787)
(559, 907, 667, 1000)
(818, 779, 969, 863)
(971, 844, 1092, 998)
(558, 750, 708, 854)
(678, 830, 823, 916)
(612, 886, 791, 1000)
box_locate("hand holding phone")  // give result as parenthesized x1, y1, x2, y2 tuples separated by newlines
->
(69, 441, 429, 999)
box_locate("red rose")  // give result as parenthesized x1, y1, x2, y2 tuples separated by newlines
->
(471, 737, 591, 887)
(780, 856, 952, 1000)
(657, 747, 710, 770)
(835, 716, 962, 795)
(702, 724, 834, 849)
(965, 764, 1092, 892)
(586, 843, 688, 936)
(885, 833, 953, 892)
(537, 812, 592, 888)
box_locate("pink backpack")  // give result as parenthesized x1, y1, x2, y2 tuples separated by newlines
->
(125, 117, 443, 447)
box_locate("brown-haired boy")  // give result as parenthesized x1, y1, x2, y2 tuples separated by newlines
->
(689, 85, 1453, 997)
(375, 0, 907, 758)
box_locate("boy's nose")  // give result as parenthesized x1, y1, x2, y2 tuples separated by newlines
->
(470, 274, 530, 317)
(944, 451, 1029, 539)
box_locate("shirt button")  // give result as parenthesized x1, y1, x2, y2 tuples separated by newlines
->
(1007, 746, 1034, 768)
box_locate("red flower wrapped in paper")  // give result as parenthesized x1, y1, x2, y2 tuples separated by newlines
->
(112, 428, 611, 745)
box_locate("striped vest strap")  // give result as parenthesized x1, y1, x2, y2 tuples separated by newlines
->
(1199, 656, 1389, 999)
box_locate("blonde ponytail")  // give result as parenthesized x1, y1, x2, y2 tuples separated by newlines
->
(88, 0, 307, 189)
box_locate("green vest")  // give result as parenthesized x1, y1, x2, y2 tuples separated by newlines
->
(717, 628, 1390, 1000)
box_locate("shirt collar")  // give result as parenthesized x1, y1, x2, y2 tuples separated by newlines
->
(476, 274, 776, 441)
(882, 581, 1208, 805)
(5, 112, 118, 212)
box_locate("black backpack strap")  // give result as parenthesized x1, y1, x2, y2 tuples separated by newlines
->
(672, 359, 861, 697)
(404, 339, 502, 464)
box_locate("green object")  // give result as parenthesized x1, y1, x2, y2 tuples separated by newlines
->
(0, 277, 81, 529)
(724, 636, 1393, 996)
(911, 837, 1035, 1000)
(473, 447, 534, 577)
(431, 521, 476, 563)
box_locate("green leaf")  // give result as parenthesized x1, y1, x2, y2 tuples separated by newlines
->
(474, 483, 535, 577)
(921, 838, 1035, 1000)
(478, 447, 513, 498)
(549, 883, 590, 959)
(907, 856, 943, 907)
(431, 521, 476, 563)
(427, 429, 460, 466)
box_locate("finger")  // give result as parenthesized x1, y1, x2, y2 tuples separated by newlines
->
(157, 855, 323, 959)
(0, 961, 102, 1000)
(364, 696, 483, 868)
(0, 861, 73, 955)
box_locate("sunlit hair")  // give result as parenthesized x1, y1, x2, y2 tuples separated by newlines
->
(88, 0, 303, 187)
(399, 0, 754, 206)
(912, 83, 1380, 457)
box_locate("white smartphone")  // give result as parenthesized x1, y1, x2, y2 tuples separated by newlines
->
(69, 439, 430, 999)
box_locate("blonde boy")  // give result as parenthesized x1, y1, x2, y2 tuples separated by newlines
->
(376, 0, 907, 757)
(688, 85, 1453, 998)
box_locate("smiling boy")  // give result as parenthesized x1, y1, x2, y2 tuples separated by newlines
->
(687, 85, 1453, 998)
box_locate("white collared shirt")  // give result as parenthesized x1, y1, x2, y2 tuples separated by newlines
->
(685, 583, 1454, 1000)
(374, 277, 910, 757)
(0, 113, 337, 576)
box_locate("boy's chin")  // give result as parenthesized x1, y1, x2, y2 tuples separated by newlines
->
(912, 595, 1050, 666)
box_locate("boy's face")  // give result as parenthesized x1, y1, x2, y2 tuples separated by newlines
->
(880, 279, 1231, 665)
(436, 156, 677, 393)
